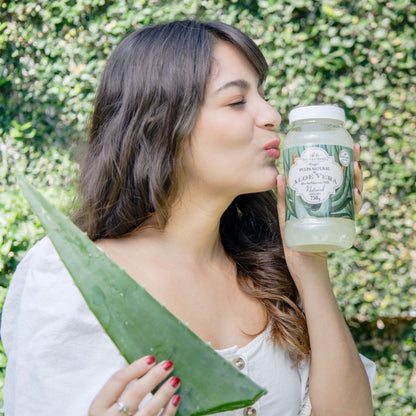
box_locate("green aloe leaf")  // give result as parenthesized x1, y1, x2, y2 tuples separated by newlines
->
(17, 174, 266, 416)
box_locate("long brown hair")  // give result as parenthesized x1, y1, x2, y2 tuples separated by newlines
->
(73, 20, 309, 363)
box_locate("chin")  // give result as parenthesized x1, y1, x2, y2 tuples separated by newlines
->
(237, 166, 278, 194)
(247, 177, 277, 194)
(260, 182, 277, 192)
(261, 167, 279, 189)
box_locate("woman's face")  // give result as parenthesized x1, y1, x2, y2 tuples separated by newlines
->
(182, 41, 282, 200)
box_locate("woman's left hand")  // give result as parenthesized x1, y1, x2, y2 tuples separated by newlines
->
(276, 143, 364, 284)
(352, 143, 364, 215)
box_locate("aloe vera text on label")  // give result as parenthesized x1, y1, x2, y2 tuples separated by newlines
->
(288, 147, 344, 204)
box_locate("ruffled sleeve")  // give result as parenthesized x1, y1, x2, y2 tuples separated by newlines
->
(1, 237, 127, 416)
(359, 353, 377, 392)
(297, 359, 312, 416)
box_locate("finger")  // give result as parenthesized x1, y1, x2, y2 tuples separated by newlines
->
(159, 394, 181, 416)
(276, 174, 287, 242)
(89, 355, 156, 414)
(138, 375, 181, 416)
(353, 161, 363, 194)
(353, 143, 361, 162)
(115, 360, 175, 415)
(354, 187, 363, 215)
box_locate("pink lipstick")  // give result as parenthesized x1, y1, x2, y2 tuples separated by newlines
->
(264, 139, 281, 159)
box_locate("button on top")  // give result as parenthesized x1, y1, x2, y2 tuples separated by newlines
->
(243, 407, 257, 416)
(232, 357, 245, 370)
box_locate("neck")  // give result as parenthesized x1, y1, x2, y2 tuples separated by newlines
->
(139, 188, 235, 265)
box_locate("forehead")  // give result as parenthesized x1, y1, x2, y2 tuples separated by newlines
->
(207, 41, 260, 90)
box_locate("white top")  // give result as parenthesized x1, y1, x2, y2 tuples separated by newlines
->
(1, 237, 376, 416)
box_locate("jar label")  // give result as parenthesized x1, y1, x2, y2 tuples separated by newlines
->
(283, 145, 354, 221)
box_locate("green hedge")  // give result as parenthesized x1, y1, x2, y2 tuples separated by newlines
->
(1, 0, 415, 414)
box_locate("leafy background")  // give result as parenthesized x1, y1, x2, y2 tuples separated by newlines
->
(1, 0, 415, 414)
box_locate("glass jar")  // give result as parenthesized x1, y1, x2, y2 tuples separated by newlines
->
(282, 105, 355, 252)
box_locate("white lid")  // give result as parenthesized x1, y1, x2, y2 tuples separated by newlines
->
(289, 105, 345, 124)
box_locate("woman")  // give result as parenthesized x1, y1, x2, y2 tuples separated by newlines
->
(2, 20, 375, 416)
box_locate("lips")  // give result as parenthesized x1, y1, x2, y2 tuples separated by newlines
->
(264, 139, 281, 159)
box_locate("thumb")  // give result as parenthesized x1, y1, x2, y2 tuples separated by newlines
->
(276, 174, 287, 241)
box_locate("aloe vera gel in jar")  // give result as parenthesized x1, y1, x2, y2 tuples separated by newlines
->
(283, 105, 355, 252)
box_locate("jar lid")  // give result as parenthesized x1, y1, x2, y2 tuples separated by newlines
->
(289, 105, 345, 124)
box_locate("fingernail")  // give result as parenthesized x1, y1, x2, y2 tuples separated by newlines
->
(356, 188, 361, 195)
(161, 360, 173, 371)
(357, 162, 362, 170)
(172, 394, 181, 407)
(145, 355, 156, 365)
(170, 376, 180, 388)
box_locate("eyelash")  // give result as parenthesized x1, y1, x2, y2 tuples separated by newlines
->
(229, 100, 246, 107)
(228, 95, 268, 107)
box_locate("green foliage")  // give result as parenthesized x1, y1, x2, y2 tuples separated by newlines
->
(351, 319, 416, 415)
(1, 1, 415, 415)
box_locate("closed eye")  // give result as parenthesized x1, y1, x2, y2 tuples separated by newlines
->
(228, 100, 246, 107)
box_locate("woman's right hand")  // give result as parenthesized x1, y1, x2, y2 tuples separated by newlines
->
(89, 356, 181, 416)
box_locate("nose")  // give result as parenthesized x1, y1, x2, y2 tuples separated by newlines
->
(257, 100, 281, 131)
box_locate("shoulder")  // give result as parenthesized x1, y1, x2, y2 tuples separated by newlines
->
(8, 236, 67, 283)
(2, 236, 66, 308)
(3, 236, 76, 314)
(1, 236, 104, 348)
(1, 237, 127, 416)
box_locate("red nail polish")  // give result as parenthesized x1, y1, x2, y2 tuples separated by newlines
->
(170, 376, 180, 388)
(356, 188, 361, 195)
(357, 162, 362, 170)
(162, 360, 173, 371)
(145, 355, 156, 365)
(172, 394, 181, 407)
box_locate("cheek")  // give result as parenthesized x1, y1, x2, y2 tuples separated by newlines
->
(186, 112, 263, 186)
(200, 127, 252, 162)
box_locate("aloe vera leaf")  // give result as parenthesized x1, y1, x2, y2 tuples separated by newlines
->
(17, 174, 266, 416)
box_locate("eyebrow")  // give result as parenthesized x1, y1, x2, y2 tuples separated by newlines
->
(215, 79, 263, 94)
(214, 78, 263, 94)
(215, 79, 249, 94)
